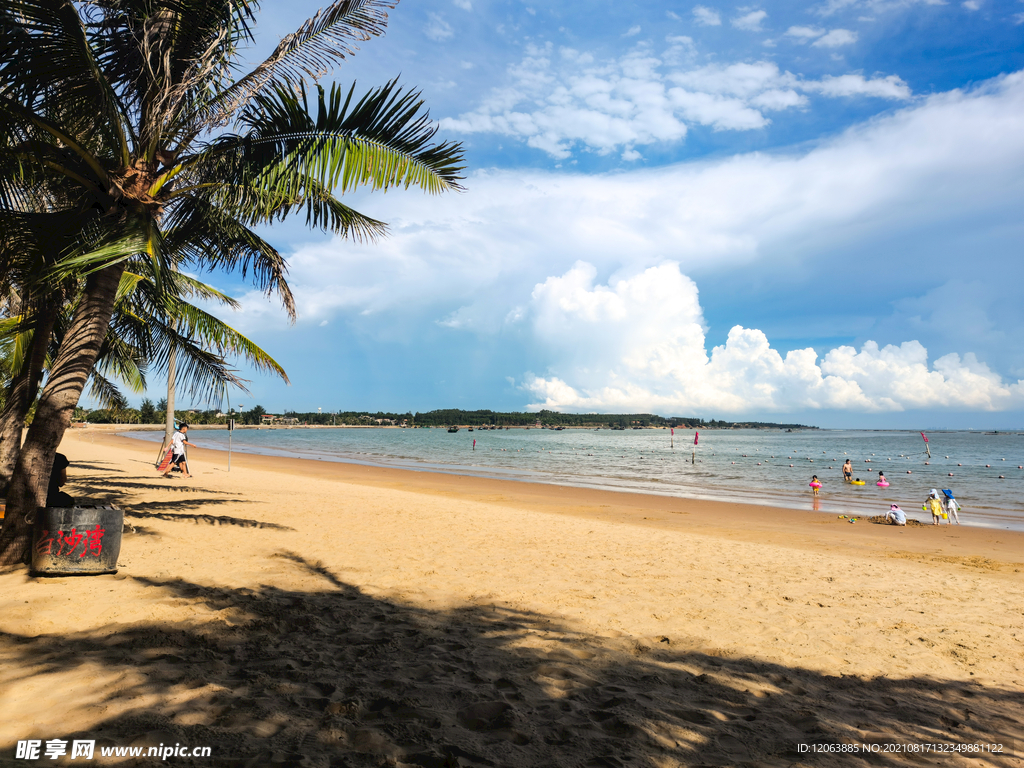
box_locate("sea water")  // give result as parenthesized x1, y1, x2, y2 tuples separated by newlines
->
(125, 427, 1024, 531)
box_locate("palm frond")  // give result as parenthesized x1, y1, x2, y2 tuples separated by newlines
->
(165, 272, 240, 309)
(93, 326, 147, 395)
(197, 0, 394, 128)
(168, 298, 289, 383)
(47, 227, 150, 281)
(161, 196, 295, 318)
(86, 369, 130, 410)
(181, 80, 465, 204)
(1, 0, 130, 165)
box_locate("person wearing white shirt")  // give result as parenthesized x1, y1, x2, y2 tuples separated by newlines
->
(162, 424, 192, 479)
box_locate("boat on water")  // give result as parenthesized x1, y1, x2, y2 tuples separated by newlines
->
(448, 426, 459, 433)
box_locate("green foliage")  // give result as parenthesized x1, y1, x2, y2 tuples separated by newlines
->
(139, 398, 157, 423)
(245, 404, 266, 425)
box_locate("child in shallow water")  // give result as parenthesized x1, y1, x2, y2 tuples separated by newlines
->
(809, 475, 821, 496)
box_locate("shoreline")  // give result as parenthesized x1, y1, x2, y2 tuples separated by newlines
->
(104, 427, 1024, 564)
(117, 426, 1024, 534)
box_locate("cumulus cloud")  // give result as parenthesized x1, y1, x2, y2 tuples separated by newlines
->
(521, 262, 1024, 414)
(801, 73, 910, 98)
(786, 25, 826, 38)
(441, 44, 911, 157)
(692, 5, 722, 25)
(812, 28, 859, 47)
(732, 9, 768, 31)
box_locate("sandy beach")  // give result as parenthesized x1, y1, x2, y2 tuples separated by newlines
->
(1, 428, 1022, 767)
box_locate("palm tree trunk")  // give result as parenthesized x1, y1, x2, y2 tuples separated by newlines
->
(0, 302, 58, 492)
(0, 263, 126, 565)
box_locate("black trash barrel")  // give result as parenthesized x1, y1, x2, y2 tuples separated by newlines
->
(30, 505, 123, 575)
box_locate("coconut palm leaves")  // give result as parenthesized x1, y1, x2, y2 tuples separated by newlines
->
(201, 0, 393, 126)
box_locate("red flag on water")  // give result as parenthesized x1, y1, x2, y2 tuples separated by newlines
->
(671, 428, 674, 436)
(920, 432, 929, 443)
(694, 431, 699, 445)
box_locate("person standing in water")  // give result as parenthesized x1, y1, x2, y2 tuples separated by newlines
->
(842, 459, 853, 483)
(810, 475, 821, 496)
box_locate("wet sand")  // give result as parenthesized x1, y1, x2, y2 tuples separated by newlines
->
(0, 428, 1021, 767)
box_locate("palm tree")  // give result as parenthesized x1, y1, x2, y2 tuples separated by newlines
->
(0, 0, 464, 563)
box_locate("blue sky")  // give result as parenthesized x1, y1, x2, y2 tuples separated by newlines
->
(164, 0, 1024, 428)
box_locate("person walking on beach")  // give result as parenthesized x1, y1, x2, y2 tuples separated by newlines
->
(942, 490, 961, 525)
(842, 459, 853, 483)
(926, 489, 943, 525)
(162, 423, 192, 479)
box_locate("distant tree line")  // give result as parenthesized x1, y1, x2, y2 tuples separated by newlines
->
(76, 404, 817, 430)
(77, 399, 268, 426)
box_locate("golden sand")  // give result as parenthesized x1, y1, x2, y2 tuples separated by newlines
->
(0, 428, 1021, 766)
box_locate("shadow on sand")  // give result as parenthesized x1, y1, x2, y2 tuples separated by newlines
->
(0, 553, 1018, 768)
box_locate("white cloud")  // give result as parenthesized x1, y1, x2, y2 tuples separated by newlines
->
(1014, 11, 1024, 24)
(732, 9, 768, 31)
(961, 0, 980, 9)
(801, 73, 910, 98)
(814, 0, 946, 16)
(667, 10, 683, 20)
(521, 262, 1024, 414)
(424, 13, 454, 41)
(812, 28, 859, 47)
(786, 25, 826, 38)
(441, 46, 911, 157)
(453, 0, 472, 9)
(625, 25, 642, 36)
(784, 26, 857, 46)
(692, 5, 722, 25)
